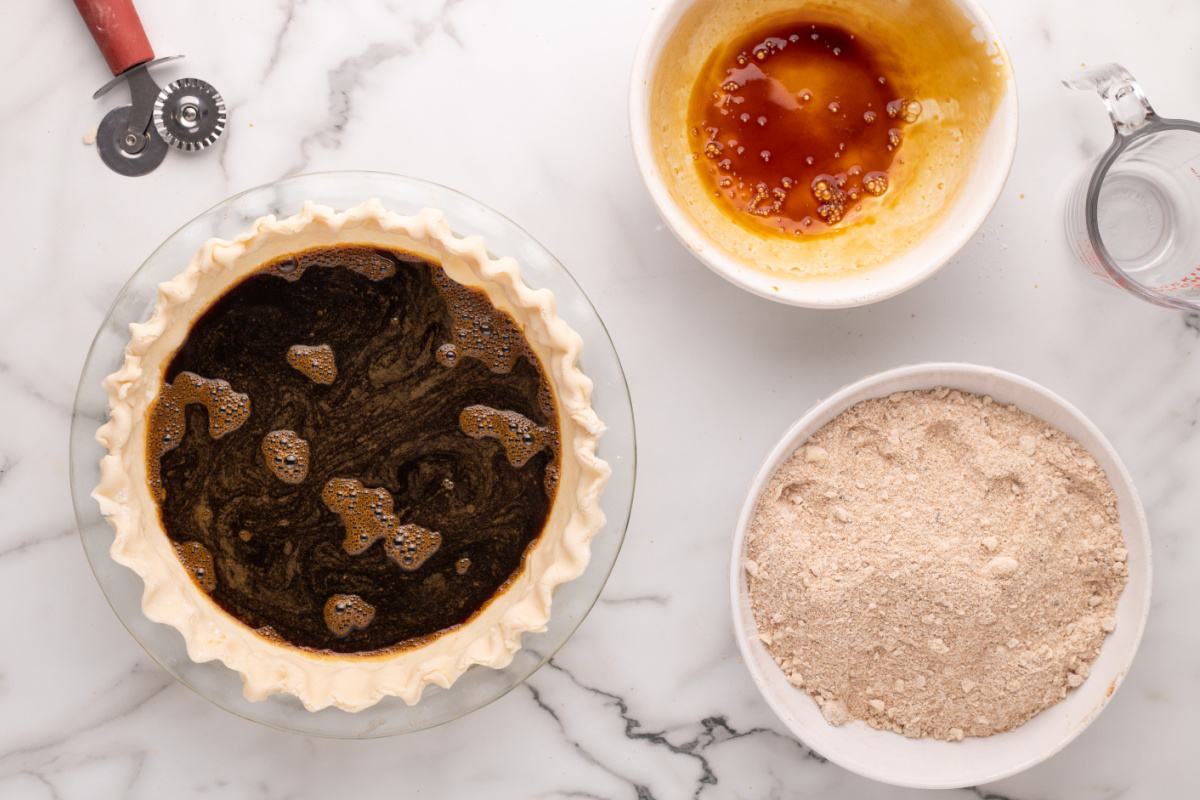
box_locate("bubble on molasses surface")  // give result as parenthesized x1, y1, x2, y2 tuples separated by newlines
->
(537, 379, 556, 424)
(323, 477, 394, 555)
(264, 257, 305, 281)
(456, 557, 471, 575)
(386, 524, 442, 572)
(260, 246, 397, 283)
(174, 540, 216, 592)
(147, 372, 250, 500)
(262, 430, 310, 483)
(436, 343, 458, 367)
(254, 626, 286, 644)
(340, 248, 398, 281)
(286, 344, 337, 384)
(431, 266, 536, 374)
(321, 478, 441, 569)
(324, 594, 376, 638)
(460, 405, 556, 468)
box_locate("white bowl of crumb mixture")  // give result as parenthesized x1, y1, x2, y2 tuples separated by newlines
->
(729, 363, 1151, 788)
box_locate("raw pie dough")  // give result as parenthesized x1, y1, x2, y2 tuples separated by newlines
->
(94, 200, 610, 711)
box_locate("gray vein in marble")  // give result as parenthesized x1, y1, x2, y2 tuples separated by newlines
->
(970, 788, 1018, 800)
(527, 661, 1031, 799)
(529, 660, 829, 800)
(261, 0, 303, 85)
(28, 771, 59, 800)
(528, 682, 649, 798)
(286, 0, 465, 176)
(599, 595, 669, 607)
(0, 362, 73, 419)
(121, 751, 149, 800)
(1183, 311, 1200, 336)
(206, 130, 232, 189)
(0, 527, 74, 560)
(0, 663, 174, 779)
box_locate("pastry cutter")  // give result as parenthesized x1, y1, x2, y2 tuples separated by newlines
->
(74, 0, 227, 176)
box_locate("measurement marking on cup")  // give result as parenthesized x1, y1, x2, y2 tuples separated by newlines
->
(1155, 265, 1200, 293)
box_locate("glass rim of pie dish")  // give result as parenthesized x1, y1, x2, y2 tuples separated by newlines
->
(69, 170, 636, 738)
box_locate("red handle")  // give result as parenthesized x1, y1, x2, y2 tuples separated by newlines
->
(73, 0, 155, 76)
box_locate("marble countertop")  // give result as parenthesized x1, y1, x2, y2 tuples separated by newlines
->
(3, 0, 1199, 797)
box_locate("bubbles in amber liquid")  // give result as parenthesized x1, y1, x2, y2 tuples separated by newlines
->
(686, 17, 922, 236)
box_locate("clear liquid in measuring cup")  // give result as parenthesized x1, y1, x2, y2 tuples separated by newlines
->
(1093, 130, 1200, 296)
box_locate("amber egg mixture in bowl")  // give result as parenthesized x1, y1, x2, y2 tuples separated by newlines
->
(630, 0, 1018, 307)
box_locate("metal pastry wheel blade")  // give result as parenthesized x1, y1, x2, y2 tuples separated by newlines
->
(153, 78, 227, 152)
(74, 0, 227, 175)
(96, 103, 169, 177)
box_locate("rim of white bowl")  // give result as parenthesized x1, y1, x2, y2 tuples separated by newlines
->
(629, 0, 1020, 309)
(728, 363, 1152, 788)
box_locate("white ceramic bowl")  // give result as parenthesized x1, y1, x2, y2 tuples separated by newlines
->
(629, 0, 1019, 308)
(729, 363, 1151, 788)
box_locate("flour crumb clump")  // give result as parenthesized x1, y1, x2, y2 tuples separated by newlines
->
(745, 389, 1127, 740)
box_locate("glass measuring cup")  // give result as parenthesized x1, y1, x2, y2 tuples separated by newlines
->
(1064, 63, 1200, 311)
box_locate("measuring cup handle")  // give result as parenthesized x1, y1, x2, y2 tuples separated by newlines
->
(1063, 63, 1156, 136)
(73, 0, 155, 76)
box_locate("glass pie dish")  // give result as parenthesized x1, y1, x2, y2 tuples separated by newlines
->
(69, 171, 636, 737)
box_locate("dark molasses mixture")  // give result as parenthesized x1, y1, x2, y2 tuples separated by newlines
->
(687, 16, 919, 236)
(147, 246, 560, 654)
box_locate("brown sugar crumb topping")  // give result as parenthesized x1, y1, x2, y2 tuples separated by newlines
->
(746, 389, 1128, 740)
